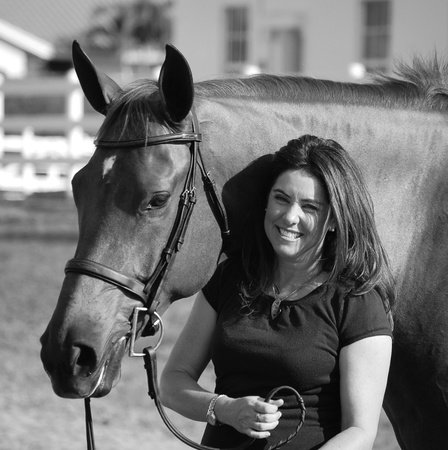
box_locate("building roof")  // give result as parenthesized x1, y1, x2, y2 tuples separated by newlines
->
(0, 0, 135, 58)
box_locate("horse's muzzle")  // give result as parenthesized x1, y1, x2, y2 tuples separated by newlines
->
(40, 326, 127, 398)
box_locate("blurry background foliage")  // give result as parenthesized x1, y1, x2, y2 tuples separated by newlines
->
(85, 0, 172, 50)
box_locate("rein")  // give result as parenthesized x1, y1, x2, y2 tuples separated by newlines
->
(65, 110, 305, 449)
(143, 345, 305, 450)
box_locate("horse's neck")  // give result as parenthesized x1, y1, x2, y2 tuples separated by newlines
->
(197, 97, 448, 281)
(198, 97, 448, 178)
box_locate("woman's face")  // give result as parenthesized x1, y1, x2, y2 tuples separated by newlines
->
(264, 169, 333, 265)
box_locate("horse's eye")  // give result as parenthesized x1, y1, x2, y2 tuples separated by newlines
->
(147, 192, 170, 210)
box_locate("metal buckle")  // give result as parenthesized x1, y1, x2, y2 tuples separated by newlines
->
(129, 307, 164, 357)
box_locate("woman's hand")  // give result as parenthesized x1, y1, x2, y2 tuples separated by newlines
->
(215, 395, 284, 439)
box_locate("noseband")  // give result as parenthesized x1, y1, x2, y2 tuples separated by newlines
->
(63, 110, 305, 450)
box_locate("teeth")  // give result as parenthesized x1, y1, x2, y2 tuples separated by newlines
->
(278, 227, 302, 239)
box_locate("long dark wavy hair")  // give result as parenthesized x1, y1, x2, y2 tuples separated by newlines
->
(241, 134, 395, 318)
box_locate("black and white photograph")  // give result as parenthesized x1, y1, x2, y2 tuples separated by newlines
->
(1, 1, 447, 449)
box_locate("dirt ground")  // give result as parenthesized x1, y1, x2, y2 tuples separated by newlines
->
(0, 199, 400, 449)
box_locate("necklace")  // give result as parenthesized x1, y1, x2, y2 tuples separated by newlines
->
(270, 284, 302, 320)
(270, 273, 325, 320)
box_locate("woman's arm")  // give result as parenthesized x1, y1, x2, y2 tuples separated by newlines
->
(320, 335, 392, 450)
(160, 291, 282, 439)
(160, 291, 218, 420)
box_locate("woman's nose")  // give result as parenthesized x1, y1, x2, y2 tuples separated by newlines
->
(284, 203, 302, 223)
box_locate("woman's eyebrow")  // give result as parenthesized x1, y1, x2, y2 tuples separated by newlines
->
(273, 188, 325, 205)
(302, 198, 325, 206)
(272, 188, 288, 194)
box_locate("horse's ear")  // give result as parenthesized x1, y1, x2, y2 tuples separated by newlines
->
(158, 44, 194, 123)
(72, 40, 121, 115)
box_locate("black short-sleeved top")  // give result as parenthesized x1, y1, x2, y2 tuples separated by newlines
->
(200, 259, 392, 450)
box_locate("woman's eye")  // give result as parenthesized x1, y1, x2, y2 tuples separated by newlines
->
(147, 192, 170, 210)
(274, 194, 288, 203)
(302, 203, 318, 212)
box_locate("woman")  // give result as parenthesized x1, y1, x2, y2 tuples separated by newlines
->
(160, 135, 394, 449)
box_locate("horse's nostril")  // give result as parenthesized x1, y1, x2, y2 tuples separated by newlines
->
(71, 344, 97, 377)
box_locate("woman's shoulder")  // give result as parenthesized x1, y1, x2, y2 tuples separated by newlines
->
(325, 282, 387, 316)
(326, 283, 392, 346)
(333, 282, 382, 300)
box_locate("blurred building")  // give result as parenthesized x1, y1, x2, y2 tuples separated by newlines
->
(1, 0, 448, 198)
(173, 0, 448, 82)
(0, 0, 168, 79)
(0, 0, 168, 199)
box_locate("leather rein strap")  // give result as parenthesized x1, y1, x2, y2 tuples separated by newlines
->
(143, 348, 306, 450)
(84, 349, 306, 450)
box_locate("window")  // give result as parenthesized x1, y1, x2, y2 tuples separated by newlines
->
(225, 7, 248, 70)
(34, 165, 49, 177)
(362, 0, 391, 73)
(268, 28, 302, 74)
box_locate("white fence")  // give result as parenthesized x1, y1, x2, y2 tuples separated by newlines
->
(0, 71, 102, 198)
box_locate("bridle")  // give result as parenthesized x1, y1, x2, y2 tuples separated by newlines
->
(64, 109, 305, 450)
(65, 110, 229, 329)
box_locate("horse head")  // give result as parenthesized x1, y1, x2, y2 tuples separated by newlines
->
(40, 42, 224, 398)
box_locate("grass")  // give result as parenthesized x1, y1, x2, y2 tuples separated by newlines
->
(0, 198, 400, 449)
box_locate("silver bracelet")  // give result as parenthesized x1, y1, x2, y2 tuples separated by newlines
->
(206, 394, 224, 426)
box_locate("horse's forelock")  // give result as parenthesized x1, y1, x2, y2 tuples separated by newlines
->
(96, 79, 180, 142)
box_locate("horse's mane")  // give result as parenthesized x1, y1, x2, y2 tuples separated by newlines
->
(99, 57, 448, 140)
(195, 57, 448, 111)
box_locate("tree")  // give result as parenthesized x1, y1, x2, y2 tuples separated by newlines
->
(85, 0, 171, 50)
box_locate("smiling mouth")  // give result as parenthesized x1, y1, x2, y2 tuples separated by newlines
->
(277, 226, 303, 241)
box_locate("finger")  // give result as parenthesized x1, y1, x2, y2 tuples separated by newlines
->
(256, 396, 284, 407)
(268, 398, 284, 407)
(245, 429, 271, 440)
(251, 420, 280, 432)
(256, 400, 283, 414)
(255, 411, 282, 423)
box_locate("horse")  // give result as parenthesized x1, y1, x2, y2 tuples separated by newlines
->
(40, 41, 448, 450)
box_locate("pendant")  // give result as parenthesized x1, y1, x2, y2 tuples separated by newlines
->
(271, 297, 282, 320)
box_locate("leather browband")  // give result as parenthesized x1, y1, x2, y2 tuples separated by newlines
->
(94, 132, 202, 149)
